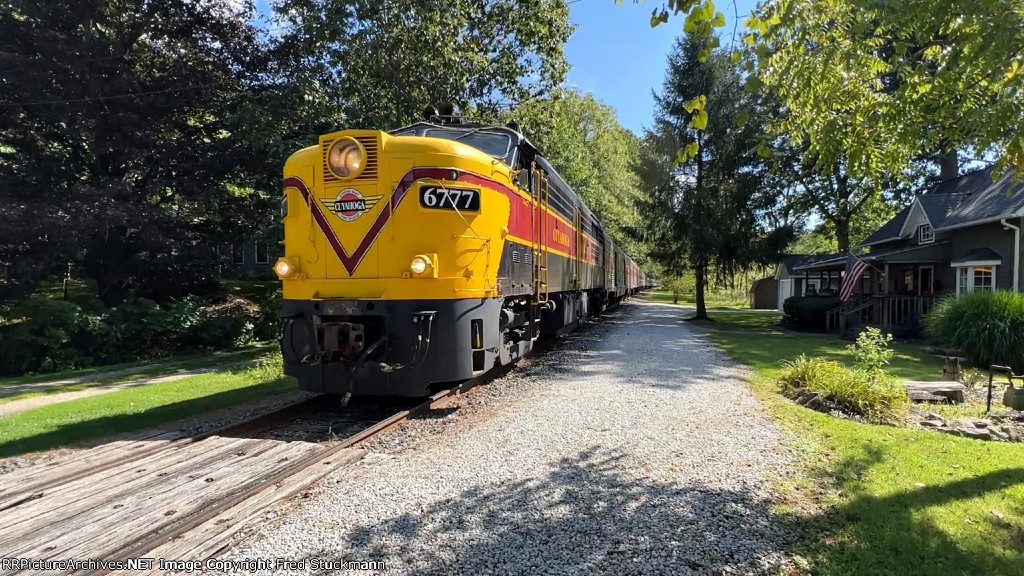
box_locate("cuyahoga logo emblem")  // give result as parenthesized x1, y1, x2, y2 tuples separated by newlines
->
(323, 189, 383, 222)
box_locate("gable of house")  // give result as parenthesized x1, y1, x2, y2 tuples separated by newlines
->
(865, 167, 1024, 248)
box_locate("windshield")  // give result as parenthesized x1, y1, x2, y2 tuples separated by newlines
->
(423, 129, 512, 158)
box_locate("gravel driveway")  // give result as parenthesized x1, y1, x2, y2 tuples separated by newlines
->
(208, 300, 796, 575)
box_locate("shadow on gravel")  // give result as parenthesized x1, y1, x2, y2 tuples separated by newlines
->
(299, 447, 793, 575)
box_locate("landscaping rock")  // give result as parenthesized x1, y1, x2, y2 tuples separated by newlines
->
(795, 392, 824, 411)
(952, 418, 991, 430)
(988, 427, 1010, 441)
(950, 426, 992, 440)
(919, 419, 945, 428)
(904, 381, 966, 403)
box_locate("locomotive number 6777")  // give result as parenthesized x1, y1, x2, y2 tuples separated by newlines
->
(274, 106, 652, 397)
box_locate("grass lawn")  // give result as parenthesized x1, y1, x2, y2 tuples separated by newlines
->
(706, 329, 1024, 575)
(647, 289, 751, 310)
(687, 310, 784, 331)
(0, 345, 274, 392)
(0, 359, 294, 458)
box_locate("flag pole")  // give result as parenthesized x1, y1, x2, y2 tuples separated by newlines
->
(847, 249, 884, 277)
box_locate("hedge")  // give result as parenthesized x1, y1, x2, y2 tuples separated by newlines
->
(0, 292, 281, 377)
(782, 296, 841, 329)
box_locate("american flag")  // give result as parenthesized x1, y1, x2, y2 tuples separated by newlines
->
(839, 254, 870, 301)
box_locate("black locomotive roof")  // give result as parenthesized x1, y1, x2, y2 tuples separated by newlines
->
(389, 121, 594, 225)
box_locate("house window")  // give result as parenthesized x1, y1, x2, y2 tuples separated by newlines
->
(233, 244, 245, 265)
(974, 266, 994, 292)
(918, 224, 934, 244)
(255, 242, 269, 264)
(956, 265, 997, 295)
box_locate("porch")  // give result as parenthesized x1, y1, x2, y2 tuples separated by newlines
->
(825, 294, 936, 335)
(794, 248, 948, 336)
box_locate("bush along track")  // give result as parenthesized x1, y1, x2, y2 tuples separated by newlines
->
(0, 288, 281, 378)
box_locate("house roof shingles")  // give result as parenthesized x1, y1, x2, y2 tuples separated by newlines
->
(950, 247, 1003, 266)
(862, 205, 911, 245)
(862, 166, 1024, 247)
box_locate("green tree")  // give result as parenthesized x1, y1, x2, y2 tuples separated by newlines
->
(639, 36, 791, 319)
(745, 0, 1024, 181)
(273, 0, 573, 131)
(0, 0, 274, 304)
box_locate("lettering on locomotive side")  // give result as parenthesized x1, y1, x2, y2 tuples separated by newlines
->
(552, 228, 570, 247)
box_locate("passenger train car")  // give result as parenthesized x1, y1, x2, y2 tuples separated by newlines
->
(274, 109, 653, 397)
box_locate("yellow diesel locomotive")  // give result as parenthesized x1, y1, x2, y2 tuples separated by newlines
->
(274, 109, 652, 397)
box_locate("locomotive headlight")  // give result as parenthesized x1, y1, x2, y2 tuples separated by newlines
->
(274, 258, 297, 279)
(326, 137, 365, 179)
(410, 256, 429, 275)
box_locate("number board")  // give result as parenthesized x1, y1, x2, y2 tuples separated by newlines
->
(419, 186, 481, 212)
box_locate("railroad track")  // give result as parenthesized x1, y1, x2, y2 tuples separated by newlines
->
(0, 336, 557, 576)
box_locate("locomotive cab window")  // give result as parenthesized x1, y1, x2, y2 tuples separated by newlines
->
(422, 129, 512, 159)
(515, 148, 534, 193)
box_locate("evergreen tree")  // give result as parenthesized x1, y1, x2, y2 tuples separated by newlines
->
(639, 35, 791, 319)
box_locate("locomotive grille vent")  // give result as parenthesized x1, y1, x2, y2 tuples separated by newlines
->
(512, 251, 521, 264)
(322, 136, 379, 184)
(524, 252, 533, 265)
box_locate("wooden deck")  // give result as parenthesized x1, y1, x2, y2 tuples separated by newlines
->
(0, 431, 364, 575)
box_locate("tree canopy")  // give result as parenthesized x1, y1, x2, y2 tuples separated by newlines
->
(0, 0, 576, 304)
(274, 0, 573, 130)
(644, 0, 1024, 183)
(748, 0, 1024, 182)
(0, 0, 274, 304)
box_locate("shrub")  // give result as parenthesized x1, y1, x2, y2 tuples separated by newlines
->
(847, 327, 894, 378)
(924, 290, 1024, 372)
(779, 355, 909, 424)
(782, 296, 841, 329)
(661, 275, 695, 303)
(0, 297, 105, 374)
(0, 292, 274, 377)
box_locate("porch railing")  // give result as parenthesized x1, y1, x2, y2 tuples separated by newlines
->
(828, 295, 935, 335)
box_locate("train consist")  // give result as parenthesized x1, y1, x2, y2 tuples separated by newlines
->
(274, 108, 653, 397)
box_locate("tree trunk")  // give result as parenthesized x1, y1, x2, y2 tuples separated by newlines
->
(694, 260, 708, 319)
(939, 150, 959, 181)
(835, 218, 851, 253)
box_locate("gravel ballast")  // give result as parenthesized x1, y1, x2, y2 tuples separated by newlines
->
(206, 300, 796, 575)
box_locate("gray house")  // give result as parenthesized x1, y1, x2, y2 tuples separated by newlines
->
(796, 166, 1024, 332)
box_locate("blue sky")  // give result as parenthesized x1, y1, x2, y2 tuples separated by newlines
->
(566, 0, 759, 136)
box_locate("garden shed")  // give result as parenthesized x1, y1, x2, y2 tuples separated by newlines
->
(749, 278, 779, 310)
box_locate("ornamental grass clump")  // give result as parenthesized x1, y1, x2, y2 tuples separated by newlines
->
(778, 328, 909, 424)
(924, 290, 1024, 372)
